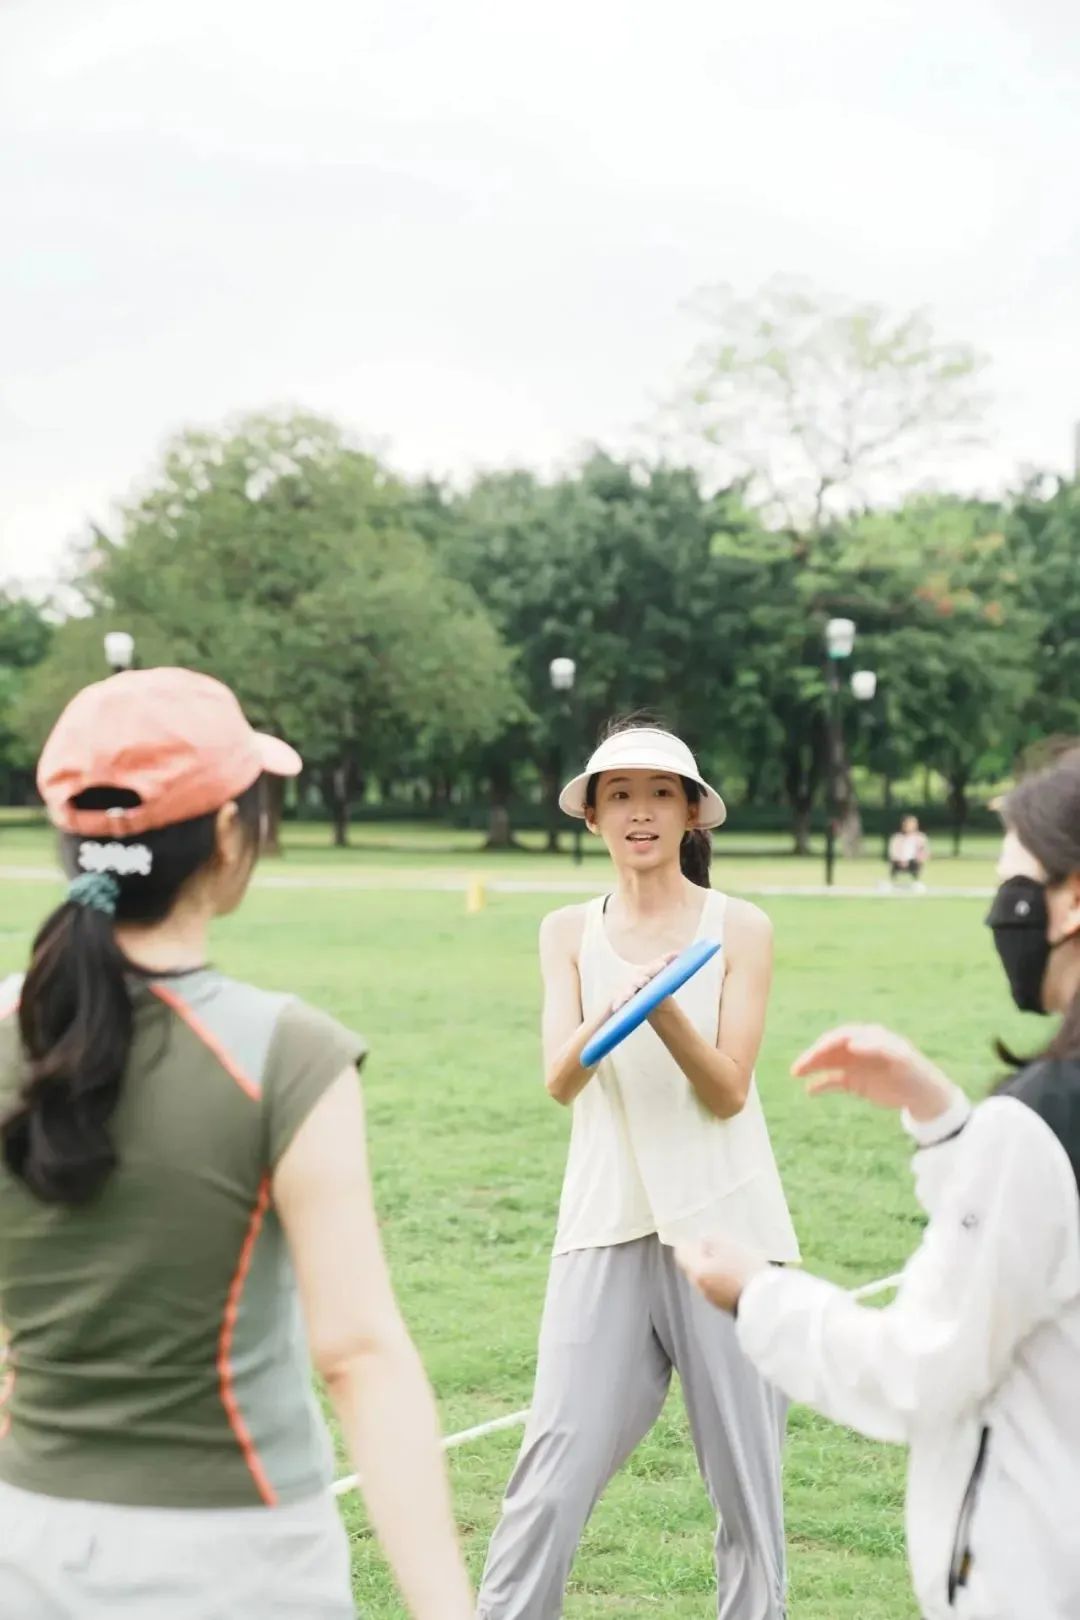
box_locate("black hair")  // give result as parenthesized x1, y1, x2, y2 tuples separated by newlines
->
(585, 713, 713, 890)
(995, 745, 1080, 1068)
(2, 778, 265, 1206)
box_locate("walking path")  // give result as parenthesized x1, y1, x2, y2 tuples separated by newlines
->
(0, 864, 994, 900)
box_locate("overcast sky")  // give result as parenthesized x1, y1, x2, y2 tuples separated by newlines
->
(2, 0, 1078, 592)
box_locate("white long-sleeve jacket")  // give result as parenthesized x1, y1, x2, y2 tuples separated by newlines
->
(735, 1061, 1080, 1620)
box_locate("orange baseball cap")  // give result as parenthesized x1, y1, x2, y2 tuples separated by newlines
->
(37, 667, 303, 840)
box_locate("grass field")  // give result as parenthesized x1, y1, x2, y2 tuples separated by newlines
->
(0, 814, 1000, 892)
(0, 831, 1027, 1618)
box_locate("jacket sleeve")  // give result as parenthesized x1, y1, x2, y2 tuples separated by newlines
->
(735, 1096, 1080, 1444)
(902, 1085, 975, 1216)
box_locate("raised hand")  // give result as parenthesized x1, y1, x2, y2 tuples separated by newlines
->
(791, 1023, 954, 1120)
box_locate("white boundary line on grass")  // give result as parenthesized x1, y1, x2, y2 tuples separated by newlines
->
(330, 1270, 905, 1499)
(332, 1408, 533, 1499)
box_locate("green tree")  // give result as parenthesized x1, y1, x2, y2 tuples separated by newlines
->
(437, 454, 765, 847)
(842, 498, 1036, 851)
(10, 616, 116, 763)
(0, 592, 53, 803)
(19, 412, 514, 847)
(1002, 476, 1080, 742)
(702, 495, 1032, 857)
(658, 279, 992, 853)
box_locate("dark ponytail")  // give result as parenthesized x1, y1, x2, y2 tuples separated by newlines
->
(2, 779, 264, 1206)
(679, 788, 713, 889)
(9, 907, 135, 1205)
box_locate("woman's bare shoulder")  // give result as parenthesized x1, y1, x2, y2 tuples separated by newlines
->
(539, 902, 590, 961)
(716, 894, 774, 953)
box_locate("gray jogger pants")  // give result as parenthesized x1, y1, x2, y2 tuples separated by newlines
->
(476, 1235, 788, 1620)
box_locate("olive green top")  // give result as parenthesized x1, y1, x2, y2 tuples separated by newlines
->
(0, 968, 365, 1508)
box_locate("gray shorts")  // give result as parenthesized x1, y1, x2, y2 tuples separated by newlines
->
(0, 1477, 356, 1619)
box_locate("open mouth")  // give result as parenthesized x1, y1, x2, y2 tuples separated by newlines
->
(626, 833, 658, 845)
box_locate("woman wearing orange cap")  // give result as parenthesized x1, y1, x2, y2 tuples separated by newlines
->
(0, 668, 473, 1619)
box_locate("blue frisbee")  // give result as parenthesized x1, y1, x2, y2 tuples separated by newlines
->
(581, 938, 722, 1068)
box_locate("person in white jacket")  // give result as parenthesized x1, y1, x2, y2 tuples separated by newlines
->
(677, 745, 1080, 1620)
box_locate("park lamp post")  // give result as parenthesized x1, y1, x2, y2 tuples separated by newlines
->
(823, 618, 855, 888)
(549, 657, 582, 866)
(104, 631, 135, 675)
(848, 670, 880, 861)
(824, 627, 879, 886)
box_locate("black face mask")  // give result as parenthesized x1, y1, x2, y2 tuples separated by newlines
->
(987, 876, 1053, 1014)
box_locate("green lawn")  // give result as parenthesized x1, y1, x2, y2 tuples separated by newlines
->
(1, 815, 999, 892)
(0, 861, 1027, 1618)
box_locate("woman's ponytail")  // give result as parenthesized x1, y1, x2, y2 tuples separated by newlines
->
(680, 826, 713, 889)
(5, 900, 133, 1204)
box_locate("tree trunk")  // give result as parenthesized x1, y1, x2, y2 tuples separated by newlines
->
(881, 774, 894, 860)
(263, 774, 285, 857)
(784, 717, 825, 855)
(431, 773, 452, 813)
(948, 768, 969, 857)
(743, 751, 765, 808)
(487, 802, 512, 848)
(838, 800, 863, 859)
(485, 758, 517, 850)
(836, 753, 863, 860)
(322, 765, 350, 848)
(332, 794, 349, 849)
(792, 801, 813, 856)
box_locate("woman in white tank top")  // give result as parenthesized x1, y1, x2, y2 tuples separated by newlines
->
(476, 723, 799, 1620)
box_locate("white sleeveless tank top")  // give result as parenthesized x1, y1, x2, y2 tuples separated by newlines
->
(553, 890, 801, 1261)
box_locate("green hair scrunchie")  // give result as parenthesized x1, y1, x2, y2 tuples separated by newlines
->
(68, 872, 120, 917)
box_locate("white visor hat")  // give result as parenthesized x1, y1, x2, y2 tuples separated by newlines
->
(559, 727, 727, 829)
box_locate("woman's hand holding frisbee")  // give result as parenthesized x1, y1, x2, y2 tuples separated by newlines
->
(609, 952, 680, 1014)
(581, 942, 722, 1070)
(791, 1024, 954, 1121)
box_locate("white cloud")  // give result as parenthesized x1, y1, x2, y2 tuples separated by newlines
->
(2, 0, 1079, 584)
